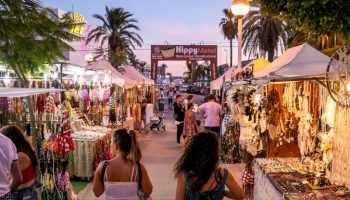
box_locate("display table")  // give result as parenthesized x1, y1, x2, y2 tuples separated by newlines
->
(254, 158, 350, 200)
(68, 127, 112, 178)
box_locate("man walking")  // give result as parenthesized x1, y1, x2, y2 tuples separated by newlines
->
(198, 94, 222, 138)
(168, 89, 174, 109)
(173, 95, 185, 147)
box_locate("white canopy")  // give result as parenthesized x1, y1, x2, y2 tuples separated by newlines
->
(210, 67, 235, 91)
(86, 60, 137, 89)
(254, 43, 330, 79)
(120, 66, 154, 85)
(210, 57, 270, 91)
(0, 88, 64, 98)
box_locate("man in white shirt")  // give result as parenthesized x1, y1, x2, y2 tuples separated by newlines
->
(198, 94, 222, 138)
(168, 90, 174, 109)
(0, 133, 23, 199)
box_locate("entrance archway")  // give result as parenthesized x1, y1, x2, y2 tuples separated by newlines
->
(151, 45, 218, 83)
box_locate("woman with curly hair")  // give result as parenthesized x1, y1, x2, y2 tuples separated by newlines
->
(174, 131, 244, 200)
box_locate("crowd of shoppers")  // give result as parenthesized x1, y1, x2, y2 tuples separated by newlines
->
(0, 90, 243, 200)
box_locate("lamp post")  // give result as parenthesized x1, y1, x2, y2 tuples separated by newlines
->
(231, 0, 250, 70)
(223, 49, 228, 66)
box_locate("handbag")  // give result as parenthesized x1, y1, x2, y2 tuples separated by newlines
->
(137, 162, 151, 200)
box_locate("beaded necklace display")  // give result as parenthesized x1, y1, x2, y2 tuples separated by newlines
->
(330, 105, 350, 188)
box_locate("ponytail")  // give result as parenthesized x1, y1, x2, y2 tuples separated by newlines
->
(129, 130, 142, 163)
(113, 129, 142, 163)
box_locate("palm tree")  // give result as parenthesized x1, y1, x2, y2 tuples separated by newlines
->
(219, 9, 238, 67)
(129, 54, 147, 74)
(183, 71, 191, 84)
(86, 7, 143, 69)
(166, 72, 173, 83)
(242, 13, 295, 62)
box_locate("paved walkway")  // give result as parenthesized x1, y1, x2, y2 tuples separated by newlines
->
(78, 107, 183, 200)
(78, 95, 244, 200)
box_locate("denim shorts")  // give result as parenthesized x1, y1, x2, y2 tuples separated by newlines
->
(0, 193, 13, 200)
(12, 185, 38, 200)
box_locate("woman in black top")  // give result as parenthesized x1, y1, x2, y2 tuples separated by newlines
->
(174, 132, 244, 200)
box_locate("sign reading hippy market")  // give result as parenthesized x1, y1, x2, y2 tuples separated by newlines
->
(151, 44, 218, 80)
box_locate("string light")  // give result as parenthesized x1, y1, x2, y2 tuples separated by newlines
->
(4, 74, 10, 84)
(103, 74, 109, 84)
(93, 73, 98, 83)
(254, 94, 261, 104)
(52, 72, 58, 79)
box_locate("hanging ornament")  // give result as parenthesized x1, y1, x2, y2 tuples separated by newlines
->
(326, 45, 350, 107)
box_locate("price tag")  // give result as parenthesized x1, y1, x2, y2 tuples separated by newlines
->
(316, 172, 322, 177)
(302, 180, 309, 184)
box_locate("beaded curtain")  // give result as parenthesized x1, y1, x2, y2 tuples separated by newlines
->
(330, 105, 350, 188)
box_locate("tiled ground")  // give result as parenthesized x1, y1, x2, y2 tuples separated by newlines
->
(78, 100, 244, 200)
(78, 108, 183, 200)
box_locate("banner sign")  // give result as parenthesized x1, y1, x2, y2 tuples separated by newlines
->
(70, 12, 86, 37)
(151, 45, 218, 81)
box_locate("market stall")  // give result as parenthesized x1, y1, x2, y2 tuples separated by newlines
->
(56, 60, 142, 179)
(210, 57, 270, 91)
(0, 87, 77, 200)
(222, 43, 350, 199)
(120, 65, 155, 127)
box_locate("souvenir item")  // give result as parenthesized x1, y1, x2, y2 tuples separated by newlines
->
(330, 106, 350, 188)
(303, 176, 336, 190)
(329, 186, 350, 197)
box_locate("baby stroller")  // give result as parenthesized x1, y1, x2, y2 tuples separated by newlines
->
(150, 112, 166, 133)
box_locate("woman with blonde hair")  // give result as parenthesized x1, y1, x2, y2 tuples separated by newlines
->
(93, 129, 153, 199)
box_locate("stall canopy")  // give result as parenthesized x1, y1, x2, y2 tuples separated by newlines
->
(120, 66, 154, 85)
(254, 43, 330, 79)
(210, 57, 270, 90)
(86, 60, 137, 89)
(0, 88, 64, 98)
(210, 67, 235, 91)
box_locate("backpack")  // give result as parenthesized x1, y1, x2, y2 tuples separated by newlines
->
(184, 169, 228, 200)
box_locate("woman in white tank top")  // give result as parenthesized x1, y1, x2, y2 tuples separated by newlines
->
(93, 129, 153, 199)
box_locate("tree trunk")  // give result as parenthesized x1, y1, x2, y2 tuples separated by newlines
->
(267, 47, 274, 62)
(26, 95, 38, 152)
(229, 39, 233, 67)
(12, 69, 38, 153)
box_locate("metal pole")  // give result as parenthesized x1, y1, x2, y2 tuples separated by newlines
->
(60, 63, 63, 88)
(237, 17, 243, 70)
